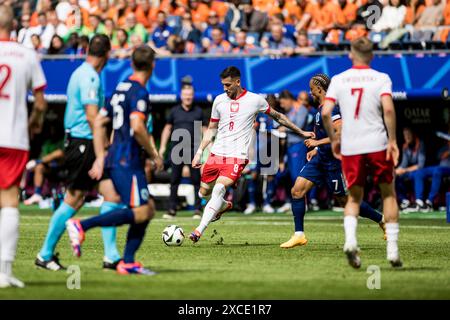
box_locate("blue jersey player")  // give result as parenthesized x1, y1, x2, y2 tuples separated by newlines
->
(35, 35, 126, 271)
(66, 45, 163, 275)
(280, 74, 386, 249)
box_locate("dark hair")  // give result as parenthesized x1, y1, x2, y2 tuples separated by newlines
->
(212, 25, 224, 33)
(47, 35, 65, 54)
(279, 89, 295, 100)
(132, 45, 155, 71)
(88, 34, 111, 57)
(220, 66, 241, 79)
(311, 73, 331, 91)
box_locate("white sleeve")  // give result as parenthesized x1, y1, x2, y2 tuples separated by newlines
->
(258, 95, 270, 114)
(29, 51, 47, 91)
(325, 76, 339, 103)
(210, 97, 220, 122)
(379, 74, 393, 97)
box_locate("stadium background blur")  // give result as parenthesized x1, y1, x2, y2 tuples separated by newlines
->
(6, 0, 450, 213)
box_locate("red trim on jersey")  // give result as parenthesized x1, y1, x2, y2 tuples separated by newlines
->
(264, 105, 271, 114)
(33, 84, 47, 92)
(233, 89, 247, 101)
(130, 111, 146, 120)
(210, 118, 219, 123)
(380, 92, 392, 97)
(324, 97, 336, 103)
(352, 65, 371, 69)
(0, 38, 14, 42)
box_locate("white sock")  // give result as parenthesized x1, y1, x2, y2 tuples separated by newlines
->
(0, 208, 20, 272)
(386, 222, 400, 261)
(0, 261, 12, 276)
(294, 231, 304, 237)
(196, 184, 226, 235)
(343, 215, 358, 250)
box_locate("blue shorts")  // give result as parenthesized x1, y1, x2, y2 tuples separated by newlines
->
(299, 153, 347, 196)
(107, 167, 149, 208)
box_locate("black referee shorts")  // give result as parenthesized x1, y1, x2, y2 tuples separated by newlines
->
(64, 137, 97, 191)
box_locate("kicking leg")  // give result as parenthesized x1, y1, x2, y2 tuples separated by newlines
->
(343, 186, 363, 269)
(280, 177, 314, 248)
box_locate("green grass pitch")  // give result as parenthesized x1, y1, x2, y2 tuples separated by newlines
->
(1, 206, 449, 299)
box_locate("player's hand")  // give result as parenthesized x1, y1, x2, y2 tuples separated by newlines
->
(306, 149, 318, 161)
(152, 155, 164, 172)
(192, 152, 202, 169)
(301, 130, 315, 139)
(279, 162, 285, 172)
(386, 141, 399, 167)
(304, 139, 318, 148)
(89, 157, 104, 181)
(395, 167, 406, 176)
(158, 148, 166, 158)
(331, 139, 342, 160)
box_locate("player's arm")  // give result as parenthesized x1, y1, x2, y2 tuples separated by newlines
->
(131, 116, 159, 160)
(88, 111, 111, 180)
(267, 108, 315, 139)
(321, 99, 342, 159)
(29, 89, 48, 135)
(41, 149, 65, 163)
(381, 94, 399, 166)
(192, 120, 218, 168)
(85, 104, 99, 131)
(158, 123, 173, 157)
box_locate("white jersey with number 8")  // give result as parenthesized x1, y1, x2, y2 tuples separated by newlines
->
(325, 66, 393, 156)
(0, 40, 47, 151)
(210, 90, 270, 159)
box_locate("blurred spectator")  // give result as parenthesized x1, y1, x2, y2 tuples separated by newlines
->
(372, 0, 407, 33)
(149, 11, 173, 49)
(47, 34, 66, 54)
(241, 0, 269, 33)
(30, 0, 54, 27)
(411, 0, 445, 41)
(125, 12, 148, 43)
(225, 0, 243, 33)
(179, 11, 202, 45)
(261, 24, 295, 55)
(63, 32, 82, 54)
(135, 0, 157, 30)
(404, 0, 426, 25)
(65, 0, 91, 30)
(269, 13, 296, 40)
(20, 0, 32, 18)
(104, 17, 116, 39)
(268, 0, 303, 25)
(203, 0, 229, 21)
(112, 28, 132, 57)
(308, 0, 337, 33)
(203, 25, 232, 53)
(189, 0, 210, 26)
(345, 21, 368, 41)
(78, 34, 89, 54)
(31, 34, 47, 54)
(55, 0, 74, 23)
(293, 30, 316, 54)
(295, 0, 316, 31)
(232, 30, 263, 53)
(115, 0, 129, 26)
(17, 14, 33, 48)
(47, 10, 69, 40)
(334, 0, 358, 29)
(81, 13, 106, 38)
(202, 10, 228, 40)
(31, 11, 54, 49)
(395, 127, 426, 211)
(24, 135, 65, 206)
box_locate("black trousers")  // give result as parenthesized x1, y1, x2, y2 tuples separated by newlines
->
(169, 156, 201, 212)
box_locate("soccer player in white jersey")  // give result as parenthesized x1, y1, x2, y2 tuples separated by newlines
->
(189, 66, 315, 242)
(321, 37, 402, 268)
(0, 5, 47, 288)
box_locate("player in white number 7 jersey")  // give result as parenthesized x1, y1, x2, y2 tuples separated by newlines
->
(321, 37, 402, 268)
(190, 66, 315, 243)
(0, 5, 47, 288)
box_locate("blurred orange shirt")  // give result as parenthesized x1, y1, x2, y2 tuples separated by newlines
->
(345, 26, 368, 41)
(191, 3, 210, 23)
(334, 2, 358, 25)
(210, 1, 229, 18)
(444, 1, 450, 25)
(268, 1, 303, 24)
(309, 2, 337, 29)
(404, 5, 426, 24)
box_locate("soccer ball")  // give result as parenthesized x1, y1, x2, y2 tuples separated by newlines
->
(162, 225, 185, 246)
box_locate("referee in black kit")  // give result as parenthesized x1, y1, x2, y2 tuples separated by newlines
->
(159, 78, 208, 219)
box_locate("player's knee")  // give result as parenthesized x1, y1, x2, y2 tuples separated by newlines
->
(212, 183, 226, 198)
(291, 186, 306, 199)
(35, 163, 45, 173)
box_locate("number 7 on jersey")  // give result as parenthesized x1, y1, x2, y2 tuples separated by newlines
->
(351, 88, 364, 119)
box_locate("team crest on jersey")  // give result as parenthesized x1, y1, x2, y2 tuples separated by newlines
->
(315, 112, 320, 124)
(230, 102, 239, 113)
(88, 88, 97, 100)
(79, 144, 86, 154)
(140, 188, 149, 202)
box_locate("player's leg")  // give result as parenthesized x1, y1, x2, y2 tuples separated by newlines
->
(37, 188, 85, 267)
(280, 176, 314, 248)
(262, 174, 277, 213)
(24, 163, 47, 205)
(167, 161, 183, 218)
(244, 170, 258, 214)
(98, 178, 124, 269)
(191, 176, 235, 241)
(0, 186, 24, 288)
(343, 186, 364, 268)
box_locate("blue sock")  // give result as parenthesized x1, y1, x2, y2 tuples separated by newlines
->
(123, 220, 149, 263)
(264, 179, 276, 205)
(248, 178, 256, 205)
(80, 208, 134, 231)
(100, 202, 125, 262)
(291, 198, 306, 232)
(35, 186, 42, 195)
(359, 201, 383, 223)
(39, 202, 77, 261)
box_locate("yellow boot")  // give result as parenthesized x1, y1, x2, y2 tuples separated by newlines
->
(280, 234, 308, 249)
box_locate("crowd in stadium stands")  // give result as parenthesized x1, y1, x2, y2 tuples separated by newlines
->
(3, 0, 450, 57)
